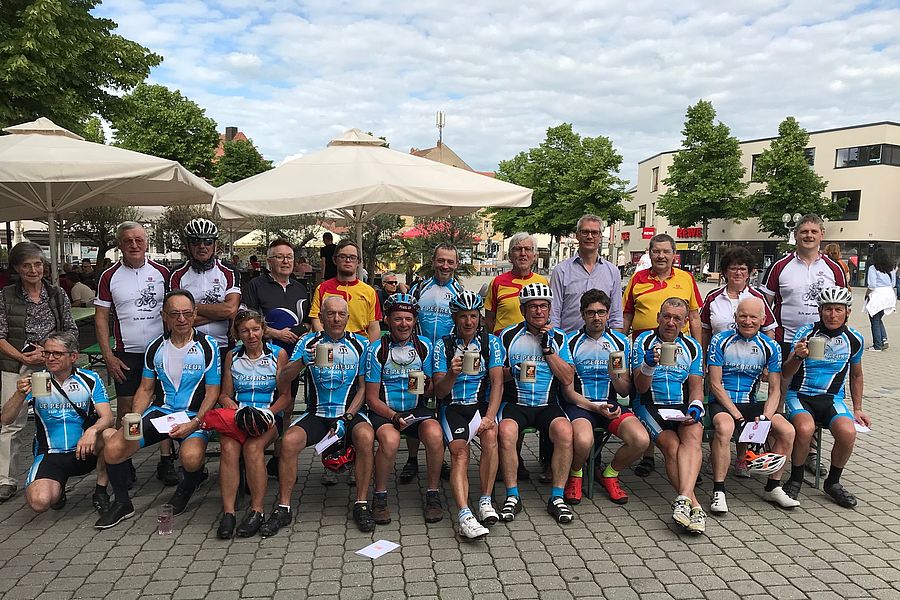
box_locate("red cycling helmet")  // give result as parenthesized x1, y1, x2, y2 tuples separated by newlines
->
(322, 445, 356, 473)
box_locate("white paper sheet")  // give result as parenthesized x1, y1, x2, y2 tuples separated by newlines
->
(739, 420, 771, 443)
(467, 410, 482, 443)
(150, 411, 190, 434)
(356, 540, 400, 559)
(658, 409, 692, 421)
(314, 432, 341, 455)
(854, 422, 871, 433)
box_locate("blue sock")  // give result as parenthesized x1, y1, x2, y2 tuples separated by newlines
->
(506, 486, 519, 498)
(551, 486, 564, 499)
(374, 490, 387, 500)
(458, 507, 472, 520)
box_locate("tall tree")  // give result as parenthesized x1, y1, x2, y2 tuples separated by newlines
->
(111, 83, 219, 178)
(252, 215, 322, 256)
(750, 117, 835, 237)
(213, 138, 273, 186)
(67, 205, 140, 261)
(488, 123, 629, 254)
(0, 0, 161, 134)
(152, 205, 212, 254)
(409, 215, 479, 277)
(657, 100, 748, 259)
(81, 115, 105, 144)
(361, 214, 403, 280)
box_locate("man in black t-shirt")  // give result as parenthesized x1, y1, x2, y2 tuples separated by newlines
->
(320, 233, 337, 281)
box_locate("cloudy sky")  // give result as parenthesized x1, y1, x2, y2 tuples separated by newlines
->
(96, 0, 899, 184)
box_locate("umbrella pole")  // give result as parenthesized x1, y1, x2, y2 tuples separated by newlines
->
(355, 219, 364, 280)
(48, 211, 59, 286)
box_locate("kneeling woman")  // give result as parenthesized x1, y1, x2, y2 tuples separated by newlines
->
(216, 310, 292, 538)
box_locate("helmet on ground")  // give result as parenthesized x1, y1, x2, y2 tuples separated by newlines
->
(744, 449, 787, 475)
(449, 290, 484, 314)
(184, 218, 219, 240)
(817, 286, 852, 307)
(519, 282, 553, 305)
(383, 293, 418, 315)
(234, 405, 275, 437)
(322, 444, 356, 473)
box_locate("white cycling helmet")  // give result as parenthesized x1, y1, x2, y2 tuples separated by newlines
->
(817, 286, 852, 307)
(184, 218, 219, 240)
(744, 450, 787, 475)
(519, 282, 553, 305)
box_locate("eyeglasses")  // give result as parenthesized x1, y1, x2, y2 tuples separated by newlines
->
(268, 254, 294, 262)
(41, 350, 71, 359)
(165, 310, 194, 319)
(527, 302, 550, 312)
(336, 254, 359, 262)
(578, 230, 601, 237)
(383, 281, 398, 286)
(188, 238, 216, 246)
(582, 309, 608, 318)
(651, 249, 673, 256)
(511, 246, 535, 254)
(727, 266, 749, 273)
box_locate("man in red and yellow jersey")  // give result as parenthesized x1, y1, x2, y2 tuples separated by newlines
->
(310, 240, 382, 341)
(485, 233, 548, 334)
(623, 234, 702, 340)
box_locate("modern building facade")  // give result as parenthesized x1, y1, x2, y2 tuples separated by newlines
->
(619, 121, 900, 286)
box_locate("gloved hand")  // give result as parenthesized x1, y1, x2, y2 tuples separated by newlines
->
(643, 347, 657, 367)
(540, 331, 554, 354)
(687, 400, 705, 423)
(333, 419, 346, 440)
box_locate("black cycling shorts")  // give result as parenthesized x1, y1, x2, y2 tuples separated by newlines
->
(498, 402, 568, 437)
(438, 402, 490, 444)
(26, 452, 97, 487)
(289, 412, 369, 446)
(369, 405, 436, 440)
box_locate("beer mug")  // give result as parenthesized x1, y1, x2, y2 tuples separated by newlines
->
(807, 336, 826, 360)
(123, 413, 143, 441)
(608, 351, 627, 376)
(408, 370, 425, 395)
(462, 351, 481, 375)
(519, 361, 537, 383)
(659, 342, 678, 367)
(31, 372, 51, 398)
(315, 343, 334, 367)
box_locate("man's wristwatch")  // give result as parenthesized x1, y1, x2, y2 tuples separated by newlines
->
(342, 412, 355, 423)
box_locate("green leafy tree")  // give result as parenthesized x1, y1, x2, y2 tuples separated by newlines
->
(81, 115, 105, 143)
(750, 117, 835, 237)
(213, 139, 273, 186)
(657, 100, 748, 259)
(407, 215, 479, 277)
(0, 0, 161, 134)
(252, 215, 323, 256)
(111, 83, 219, 178)
(488, 123, 629, 253)
(152, 205, 212, 254)
(67, 205, 139, 261)
(361, 214, 403, 279)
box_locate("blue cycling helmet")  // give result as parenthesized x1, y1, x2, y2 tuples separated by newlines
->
(449, 290, 484, 314)
(383, 293, 418, 315)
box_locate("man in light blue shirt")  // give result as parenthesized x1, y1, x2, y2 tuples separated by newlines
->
(550, 215, 623, 333)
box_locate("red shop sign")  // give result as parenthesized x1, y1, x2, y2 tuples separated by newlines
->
(641, 227, 656, 239)
(676, 227, 702, 239)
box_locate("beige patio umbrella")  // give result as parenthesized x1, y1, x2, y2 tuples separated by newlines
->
(212, 129, 532, 269)
(0, 117, 215, 283)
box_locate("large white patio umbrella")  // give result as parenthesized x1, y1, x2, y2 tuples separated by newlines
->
(0, 117, 215, 283)
(212, 129, 532, 267)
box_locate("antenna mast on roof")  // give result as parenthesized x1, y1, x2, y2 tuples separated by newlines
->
(436, 111, 445, 146)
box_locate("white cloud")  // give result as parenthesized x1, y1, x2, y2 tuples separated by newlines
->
(95, 1, 900, 184)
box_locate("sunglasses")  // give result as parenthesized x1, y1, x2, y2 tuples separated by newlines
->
(188, 238, 217, 246)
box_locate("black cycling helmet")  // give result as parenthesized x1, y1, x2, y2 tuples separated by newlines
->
(234, 406, 274, 437)
(383, 293, 418, 316)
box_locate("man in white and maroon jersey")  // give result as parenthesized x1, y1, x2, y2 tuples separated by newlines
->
(95, 222, 177, 485)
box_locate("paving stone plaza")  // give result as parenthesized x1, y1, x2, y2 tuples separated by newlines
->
(0, 284, 898, 600)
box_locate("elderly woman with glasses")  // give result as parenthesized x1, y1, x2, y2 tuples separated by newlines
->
(0, 242, 78, 502)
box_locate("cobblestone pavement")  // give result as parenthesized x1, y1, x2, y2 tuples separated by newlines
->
(0, 286, 898, 599)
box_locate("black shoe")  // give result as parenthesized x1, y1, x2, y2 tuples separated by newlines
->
(440, 461, 451, 481)
(156, 458, 180, 486)
(236, 510, 265, 537)
(266, 456, 279, 480)
(217, 513, 236, 539)
(50, 491, 67, 510)
(94, 500, 135, 529)
(634, 457, 655, 477)
(91, 490, 111, 513)
(398, 460, 419, 484)
(259, 505, 292, 537)
(168, 484, 196, 517)
(783, 479, 802, 500)
(824, 482, 858, 508)
(353, 502, 376, 532)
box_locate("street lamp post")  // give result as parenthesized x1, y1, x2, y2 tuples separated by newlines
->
(782, 212, 803, 245)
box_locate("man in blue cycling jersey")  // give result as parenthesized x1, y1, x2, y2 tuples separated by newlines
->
(781, 287, 870, 508)
(95, 290, 221, 529)
(433, 290, 504, 539)
(562, 289, 649, 505)
(707, 297, 798, 514)
(632, 297, 706, 534)
(258, 296, 374, 536)
(497, 283, 576, 524)
(2, 332, 115, 514)
(365, 294, 444, 524)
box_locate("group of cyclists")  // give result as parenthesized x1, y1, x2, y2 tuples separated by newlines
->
(0, 211, 872, 541)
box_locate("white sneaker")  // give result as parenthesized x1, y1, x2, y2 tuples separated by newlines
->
(475, 500, 499, 526)
(672, 495, 691, 528)
(763, 486, 801, 508)
(710, 491, 728, 514)
(688, 506, 707, 534)
(459, 514, 489, 539)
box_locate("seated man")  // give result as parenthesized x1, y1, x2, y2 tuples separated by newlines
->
(781, 286, 870, 508)
(707, 297, 798, 513)
(497, 283, 576, 524)
(259, 296, 374, 536)
(562, 289, 649, 505)
(433, 291, 504, 539)
(365, 294, 444, 524)
(1, 332, 114, 513)
(632, 298, 706, 534)
(95, 290, 221, 529)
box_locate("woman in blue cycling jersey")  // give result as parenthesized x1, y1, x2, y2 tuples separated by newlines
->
(216, 310, 292, 539)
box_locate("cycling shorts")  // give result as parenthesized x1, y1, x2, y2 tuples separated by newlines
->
(139, 408, 210, 449)
(786, 393, 853, 428)
(563, 404, 634, 437)
(26, 452, 97, 487)
(709, 401, 766, 423)
(114, 351, 162, 399)
(633, 399, 699, 442)
(289, 412, 369, 446)
(438, 402, 490, 444)
(369, 405, 435, 441)
(498, 402, 568, 437)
